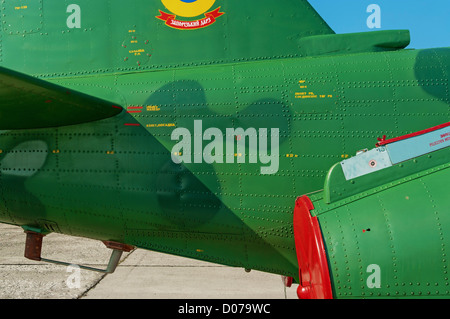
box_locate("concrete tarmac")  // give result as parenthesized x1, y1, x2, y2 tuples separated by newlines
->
(0, 223, 298, 299)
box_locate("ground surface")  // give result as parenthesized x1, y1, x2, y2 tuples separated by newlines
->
(0, 223, 298, 299)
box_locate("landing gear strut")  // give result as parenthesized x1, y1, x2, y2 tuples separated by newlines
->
(24, 230, 135, 274)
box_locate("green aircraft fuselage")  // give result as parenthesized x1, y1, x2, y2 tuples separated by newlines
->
(0, 0, 449, 298)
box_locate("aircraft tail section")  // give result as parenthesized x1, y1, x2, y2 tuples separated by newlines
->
(151, 0, 335, 65)
(0, 1, 410, 80)
(0, 0, 335, 76)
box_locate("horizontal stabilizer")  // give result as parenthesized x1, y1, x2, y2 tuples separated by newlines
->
(0, 67, 122, 130)
(298, 30, 411, 57)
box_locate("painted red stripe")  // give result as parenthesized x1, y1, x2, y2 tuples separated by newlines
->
(377, 122, 450, 146)
(127, 106, 144, 109)
(124, 123, 140, 126)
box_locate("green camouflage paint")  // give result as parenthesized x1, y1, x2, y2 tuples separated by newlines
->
(0, 0, 448, 298)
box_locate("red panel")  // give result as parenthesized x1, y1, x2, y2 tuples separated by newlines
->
(293, 195, 333, 299)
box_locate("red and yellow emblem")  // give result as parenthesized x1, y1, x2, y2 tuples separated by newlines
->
(156, 0, 224, 30)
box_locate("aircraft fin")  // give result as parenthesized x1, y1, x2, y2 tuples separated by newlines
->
(0, 66, 122, 130)
(144, 0, 336, 67)
(0, 0, 336, 74)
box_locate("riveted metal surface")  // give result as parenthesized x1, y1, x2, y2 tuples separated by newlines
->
(0, 0, 448, 291)
(1, 0, 43, 35)
(311, 148, 450, 298)
(0, 0, 334, 76)
(0, 46, 447, 279)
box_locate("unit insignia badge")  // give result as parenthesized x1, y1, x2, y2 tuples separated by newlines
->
(156, 0, 224, 30)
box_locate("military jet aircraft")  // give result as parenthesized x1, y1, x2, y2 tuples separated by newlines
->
(0, 0, 448, 299)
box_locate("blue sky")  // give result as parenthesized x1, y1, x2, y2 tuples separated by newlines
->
(308, 0, 450, 49)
